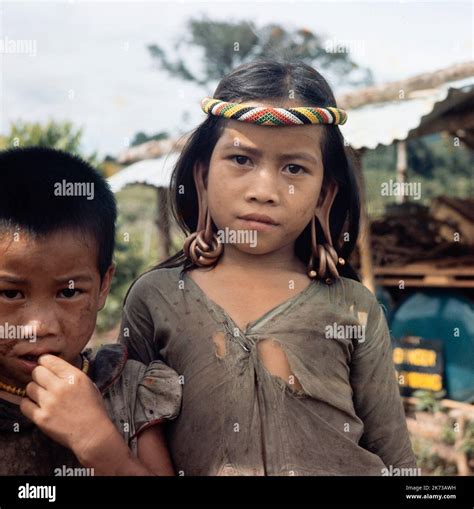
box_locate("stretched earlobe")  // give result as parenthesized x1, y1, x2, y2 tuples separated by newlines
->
(193, 163, 209, 231)
(314, 179, 339, 237)
(185, 164, 223, 268)
(308, 179, 345, 283)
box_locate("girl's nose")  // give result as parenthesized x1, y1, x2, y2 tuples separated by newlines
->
(244, 167, 280, 204)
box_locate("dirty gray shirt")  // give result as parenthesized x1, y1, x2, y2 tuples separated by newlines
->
(119, 266, 417, 476)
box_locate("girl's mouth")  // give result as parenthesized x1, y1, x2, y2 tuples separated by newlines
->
(237, 217, 279, 232)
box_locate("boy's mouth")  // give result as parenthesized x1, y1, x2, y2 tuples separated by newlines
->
(16, 355, 40, 373)
(16, 351, 60, 373)
(20, 354, 40, 362)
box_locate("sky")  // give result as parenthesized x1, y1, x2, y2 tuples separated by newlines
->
(0, 0, 472, 157)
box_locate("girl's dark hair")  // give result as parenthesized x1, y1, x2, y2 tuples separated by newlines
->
(155, 59, 361, 281)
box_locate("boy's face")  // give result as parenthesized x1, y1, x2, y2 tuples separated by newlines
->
(0, 229, 114, 387)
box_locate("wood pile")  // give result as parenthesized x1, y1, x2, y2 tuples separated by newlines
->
(403, 396, 474, 476)
(353, 200, 474, 268)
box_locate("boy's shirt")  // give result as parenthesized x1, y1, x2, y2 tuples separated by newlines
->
(0, 344, 182, 475)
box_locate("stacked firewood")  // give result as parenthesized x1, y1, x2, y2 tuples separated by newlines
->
(353, 200, 474, 268)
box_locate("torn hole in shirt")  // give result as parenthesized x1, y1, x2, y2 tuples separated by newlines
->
(212, 330, 227, 358)
(257, 337, 305, 395)
(349, 303, 368, 328)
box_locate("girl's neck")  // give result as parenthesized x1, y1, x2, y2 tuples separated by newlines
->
(215, 243, 307, 277)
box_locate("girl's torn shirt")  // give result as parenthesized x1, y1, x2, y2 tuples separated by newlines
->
(119, 266, 417, 476)
(0, 344, 182, 475)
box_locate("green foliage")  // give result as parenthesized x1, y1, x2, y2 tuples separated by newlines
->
(412, 439, 458, 475)
(363, 134, 473, 218)
(441, 424, 456, 445)
(131, 130, 169, 147)
(406, 138, 436, 177)
(95, 186, 159, 333)
(459, 421, 474, 456)
(413, 441, 442, 471)
(0, 120, 97, 165)
(412, 389, 446, 413)
(148, 18, 373, 87)
(407, 134, 474, 179)
(95, 218, 148, 332)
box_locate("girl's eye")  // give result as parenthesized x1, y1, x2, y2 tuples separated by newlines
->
(230, 156, 305, 175)
(231, 155, 251, 166)
(0, 290, 24, 300)
(284, 164, 306, 176)
(58, 288, 83, 299)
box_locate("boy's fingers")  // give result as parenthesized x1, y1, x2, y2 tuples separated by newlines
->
(19, 396, 40, 420)
(31, 364, 59, 389)
(25, 381, 47, 405)
(38, 353, 75, 378)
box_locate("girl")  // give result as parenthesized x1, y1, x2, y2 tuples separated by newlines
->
(28, 59, 417, 475)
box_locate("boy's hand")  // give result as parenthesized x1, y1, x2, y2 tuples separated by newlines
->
(20, 354, 117, 462)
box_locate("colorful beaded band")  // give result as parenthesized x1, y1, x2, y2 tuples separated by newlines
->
(201, 96, 347, 126)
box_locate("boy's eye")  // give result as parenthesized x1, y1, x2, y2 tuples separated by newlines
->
(58, 288, 83, 299)
(284, 164, 305, 176)
(0, 290, 24, 300)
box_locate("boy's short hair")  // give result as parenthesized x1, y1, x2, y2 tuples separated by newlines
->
(0, 147, 117, 278)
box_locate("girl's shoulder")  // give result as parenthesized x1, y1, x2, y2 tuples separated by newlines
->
(337, 275, 378, 301)
(126, 266, 184, 299)
(330, 275, 384, 318)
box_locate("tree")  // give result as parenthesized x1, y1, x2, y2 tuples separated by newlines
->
(0, 120, 97, 163)
(130, 130, 169, 147)
(148, 17, 373, 88)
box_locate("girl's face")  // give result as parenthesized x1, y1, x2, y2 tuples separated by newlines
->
(202, 101, 330, 257)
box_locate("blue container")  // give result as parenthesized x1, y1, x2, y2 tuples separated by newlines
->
(390, 290, 474, 402)
(375, 286, 395, 323)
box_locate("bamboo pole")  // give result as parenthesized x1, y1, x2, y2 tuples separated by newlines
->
(354, 148, 375, 293)
(156, 187, 171, 262)
(396, 140, 407, 205)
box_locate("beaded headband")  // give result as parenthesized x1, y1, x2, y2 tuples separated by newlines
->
(201, 96, 347, 126)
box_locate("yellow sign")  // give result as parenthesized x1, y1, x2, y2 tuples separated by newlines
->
(396, 370, 443, 391)
(393, 347, 437, 368)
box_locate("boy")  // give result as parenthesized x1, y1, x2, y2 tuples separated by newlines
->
(0, 147, 181, 475)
